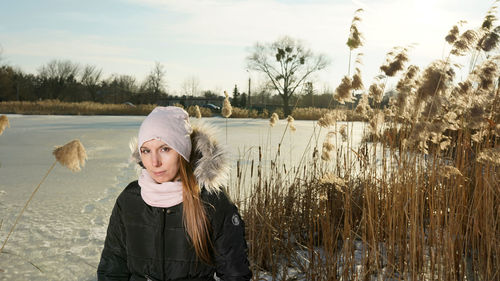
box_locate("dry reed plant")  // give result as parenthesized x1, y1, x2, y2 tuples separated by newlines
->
(0, 115, 10, 135)
(195, 105, 202, 119)
(334, 77, 354, 105)
(368, 80, 384, 105)
(380, 47, 410, 77)
(269, 113, 279, 127)
(289, 107, 363, 121)
(185, 105, 212, 118)
(0, 100, 155, 115)
(0, 139, 87, 255)
(287, 115, 296, 132)
(222, 91, 232, 118)
(445, 25, 460, 44)
(355, 94, 372, 120)
(222, 91, 232, 143)
(233, 5, 499, 280)
(229, 107, 260, 118)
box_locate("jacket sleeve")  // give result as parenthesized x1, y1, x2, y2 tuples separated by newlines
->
(213, 193, 252, 281)
(97, 200, 130, 281)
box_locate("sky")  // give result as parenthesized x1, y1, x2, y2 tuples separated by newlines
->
(0, 0, 498, 96)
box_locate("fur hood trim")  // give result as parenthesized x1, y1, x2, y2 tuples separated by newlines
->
(130, 121, 229, 193)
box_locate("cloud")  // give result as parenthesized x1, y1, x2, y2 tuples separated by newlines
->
(3, 0, 496, 93)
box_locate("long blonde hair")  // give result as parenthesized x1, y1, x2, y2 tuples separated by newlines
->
(178, 156, 213, 264)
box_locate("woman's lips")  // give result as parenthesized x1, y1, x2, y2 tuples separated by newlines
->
(153, 171, 165, 176)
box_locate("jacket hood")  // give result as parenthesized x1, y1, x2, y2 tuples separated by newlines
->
(130, 121, 229, 193)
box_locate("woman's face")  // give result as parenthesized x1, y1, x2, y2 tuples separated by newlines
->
(140, 139, 181, 183)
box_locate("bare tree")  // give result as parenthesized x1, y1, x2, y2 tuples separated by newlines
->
(38, 59, 80, 100)
(38, 59, 80, 81)
(142, 62, 166, 101)
(81, 65, 102, 86)
(103, 74, 138, 103)
(80, 64, 102, 101)
(181, 75, 201, 96)
(247, 36, 329, 116)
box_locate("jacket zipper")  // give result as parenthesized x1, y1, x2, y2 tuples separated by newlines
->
(162, 208, 166, 280)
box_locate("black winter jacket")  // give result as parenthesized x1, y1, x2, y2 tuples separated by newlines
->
(97, 180, 252, 281)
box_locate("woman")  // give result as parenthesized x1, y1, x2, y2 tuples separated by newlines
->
(98, 106, 252, 281)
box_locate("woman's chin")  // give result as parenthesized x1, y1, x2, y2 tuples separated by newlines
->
(152, 175, 175, 183)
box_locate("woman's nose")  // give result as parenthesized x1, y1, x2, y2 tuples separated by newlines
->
(151, 153, 161, 167)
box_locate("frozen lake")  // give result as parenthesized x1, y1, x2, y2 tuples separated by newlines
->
(0, 114, 366, 280)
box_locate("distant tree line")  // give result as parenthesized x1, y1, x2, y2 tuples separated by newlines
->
(0, 46, 386, 110)
(0, 58, 172, 104)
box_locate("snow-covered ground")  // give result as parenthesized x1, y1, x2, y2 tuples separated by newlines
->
(0, 114, 365, 281)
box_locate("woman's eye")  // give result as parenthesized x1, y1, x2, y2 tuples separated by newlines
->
(161, 147, 171, 152)
(140, 149, 150, 154)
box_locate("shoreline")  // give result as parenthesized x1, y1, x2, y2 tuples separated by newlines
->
(0, 100, 366, 121)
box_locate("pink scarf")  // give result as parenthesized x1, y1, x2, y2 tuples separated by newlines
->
(138, 169, 184, 208)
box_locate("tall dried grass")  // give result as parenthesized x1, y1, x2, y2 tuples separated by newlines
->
(291, 107, 364, 121)
(0, 100, 155, 115)
(185, 105, 212, 118)
(232, 6, 499, 280)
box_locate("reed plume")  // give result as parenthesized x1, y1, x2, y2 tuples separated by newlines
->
(385, 98, 397, 118)
(478, 26, 500, 52)
(351, 67, 364, 91)
(439, 136, 452, 150)
(396, 65, 420, 92)
(472, 56, 499, 92)
(222, 91, 232, 118)
(380, 47, 410, 77)
(0, 115, 10, 135)
(481, 5, 497, 30)
(421, 96, 445, 120)
(53, 139, 87, 172)
(368, 81, 384, 104)
(451, 29, 479, 56)
(472, 127, 489, 143)
(394, 65, 420, 119)
(346, 8, 364, 50)
(318, 112, 336, 128)
(269, 113, 279, 127)
(369, 112, 385, 138)
(476, 147, 500, 165)
(445, 25, 460, 44)
(339, 124, 348, 142)
(334, 76, 354, 104)
(195, 105, 202, 119)
(321, 132, 335, 161)
(443, 111, 460, 131)
(452, 80, 473, 97)
(409, 121, 429, 146)
(355, 94, 372, 119)
(440, 165, 463, 179)
(416, 60, 455, 104)
(287, 115, 296, 132)
(467, 102, 487, 129)
(320, 172, 345, 187)
(222, 91, 232, 143)
(477, 6, 499, 51)
(0, 139, 87, 255)
(427, 119, 448, 139)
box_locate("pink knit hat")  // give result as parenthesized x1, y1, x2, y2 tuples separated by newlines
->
(138, 106, 193, 162)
